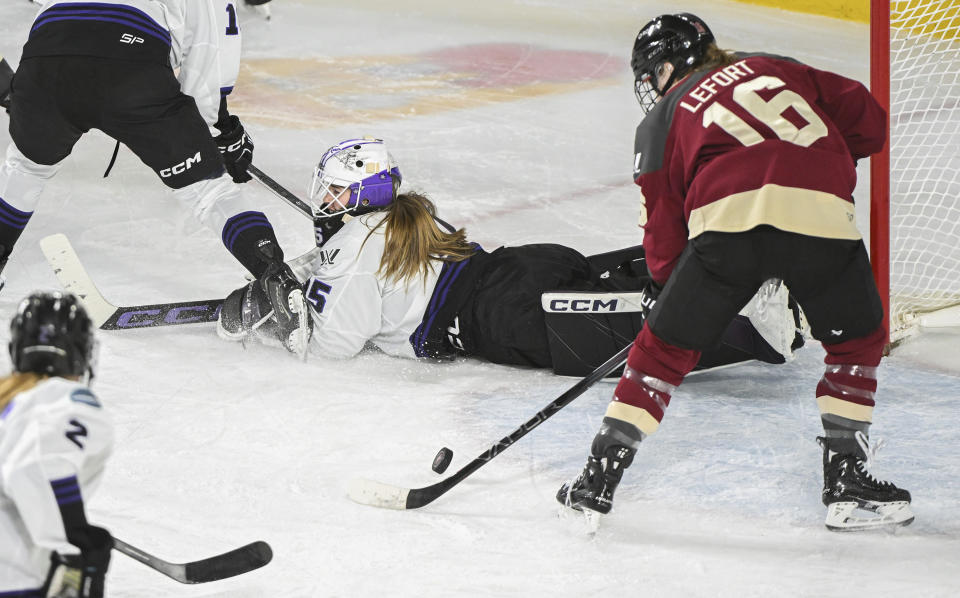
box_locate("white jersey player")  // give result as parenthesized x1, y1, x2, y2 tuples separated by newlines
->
(0, 292, 114, 598)
(218, 138, 805, 375)
(0, 1, 303, 311)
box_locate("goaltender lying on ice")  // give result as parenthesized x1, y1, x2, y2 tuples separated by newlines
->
(217, 137, 806, 376)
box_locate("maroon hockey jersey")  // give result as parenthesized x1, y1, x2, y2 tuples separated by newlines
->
(633, 53, 886, 283)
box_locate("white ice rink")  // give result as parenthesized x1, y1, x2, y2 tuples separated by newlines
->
(1, 1, 959, 596)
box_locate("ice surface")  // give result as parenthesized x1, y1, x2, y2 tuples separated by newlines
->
(1, 1, 958, 596)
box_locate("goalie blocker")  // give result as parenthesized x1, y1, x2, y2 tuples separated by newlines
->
(543, 285, 802, 377)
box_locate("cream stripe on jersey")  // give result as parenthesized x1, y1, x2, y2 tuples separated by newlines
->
(687, 183, 862, 240)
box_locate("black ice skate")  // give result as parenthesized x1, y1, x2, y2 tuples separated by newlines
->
(819, 433, 913, 532)
(557, 444, 636, 516)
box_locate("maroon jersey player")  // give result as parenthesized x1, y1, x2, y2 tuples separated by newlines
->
(557, 13, 913, 532)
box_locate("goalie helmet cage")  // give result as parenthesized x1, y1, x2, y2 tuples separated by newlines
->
(870, 0, 960, 345)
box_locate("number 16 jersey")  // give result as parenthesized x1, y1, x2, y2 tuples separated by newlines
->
(633, 52, 887, 284)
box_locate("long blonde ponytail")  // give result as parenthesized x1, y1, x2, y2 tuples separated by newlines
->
(366, 192, 476, 284)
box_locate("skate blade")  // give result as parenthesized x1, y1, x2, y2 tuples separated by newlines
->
(557, 505, 602, 535)
(825, 501, 915, 532)
(556, 501, 603, 536)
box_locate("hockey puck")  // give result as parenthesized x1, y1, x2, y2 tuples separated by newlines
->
(432, 447, 453, 474)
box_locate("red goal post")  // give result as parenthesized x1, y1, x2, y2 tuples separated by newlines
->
(870, 0, 960, 345)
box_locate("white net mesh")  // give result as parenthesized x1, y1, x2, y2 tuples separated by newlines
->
(888, 1, 960, 337)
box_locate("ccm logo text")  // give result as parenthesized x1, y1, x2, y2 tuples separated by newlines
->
(548, 298, 618, 312)
(160, 152, 202, 178)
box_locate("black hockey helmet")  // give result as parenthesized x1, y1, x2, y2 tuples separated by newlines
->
(631, 13, 715, 113)
(9, 291, 96, 378)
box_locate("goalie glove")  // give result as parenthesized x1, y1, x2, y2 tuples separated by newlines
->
(44, 526, 112, 598)
(218, 263, 313, 358)
(214, 114, 254, 183)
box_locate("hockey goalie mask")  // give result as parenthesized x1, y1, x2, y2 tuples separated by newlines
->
(308, 138, 402, 219)
(631, 13, 714, 114)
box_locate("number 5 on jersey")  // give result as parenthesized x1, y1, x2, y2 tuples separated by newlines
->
(305, 279, 332, 314)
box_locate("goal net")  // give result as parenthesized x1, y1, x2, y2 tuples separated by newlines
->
(872, 0, 960, 342)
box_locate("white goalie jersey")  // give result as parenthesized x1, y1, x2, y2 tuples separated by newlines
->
(291, 213, 443, 359)
(0, 374, 113, 593)
(32, 0, 242, 128)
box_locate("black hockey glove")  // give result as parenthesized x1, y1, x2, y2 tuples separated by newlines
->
(214, 114, 254, 183)
(639, 279, 662, 320)
(44, 526, 112, 598)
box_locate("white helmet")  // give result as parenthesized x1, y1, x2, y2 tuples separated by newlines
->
(308, 137, 401, 218)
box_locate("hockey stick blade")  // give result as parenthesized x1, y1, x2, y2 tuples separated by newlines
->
(113, 537, 273, 584)
(40, 233, 223, 329)
(348, 343, 632, 510)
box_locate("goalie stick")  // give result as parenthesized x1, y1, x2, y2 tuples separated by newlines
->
(348, 342, 632, 510)
(39, 234, 223, 330)
(113, 537, 273, 584)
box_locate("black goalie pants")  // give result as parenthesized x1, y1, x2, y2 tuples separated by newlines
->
(455, 244, 638, 368)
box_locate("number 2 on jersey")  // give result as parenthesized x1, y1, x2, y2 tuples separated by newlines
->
(702, 75, 828, 147)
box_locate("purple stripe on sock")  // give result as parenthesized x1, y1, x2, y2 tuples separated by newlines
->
(0, 197, 34, 226)
(222, 212, 271, 250)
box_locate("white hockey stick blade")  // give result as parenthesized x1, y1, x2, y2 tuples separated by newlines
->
(39, 233, 116, 327)
(824, 500, 915, 532)
(347, 478, 411, 510)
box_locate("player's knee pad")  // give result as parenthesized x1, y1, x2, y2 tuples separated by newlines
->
(171, 171, 249, 232)
(0, 143, 63, 210)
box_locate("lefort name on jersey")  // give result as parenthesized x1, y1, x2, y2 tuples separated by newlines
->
(160, 151, 202, 178)
(678, 59, 757, 114)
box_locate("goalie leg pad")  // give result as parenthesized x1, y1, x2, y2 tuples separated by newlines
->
(543, 292, 647, 377)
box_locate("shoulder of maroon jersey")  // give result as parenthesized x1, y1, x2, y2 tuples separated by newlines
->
(734, 51, 804, 66)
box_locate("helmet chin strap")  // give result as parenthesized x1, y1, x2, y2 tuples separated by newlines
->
(654, 62, 680, 100)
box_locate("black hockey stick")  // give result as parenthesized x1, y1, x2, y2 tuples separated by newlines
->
(348, 342, 632, 510)
(39, 234, 224, 330)
(113, 537, 272, 584)
(248, 163, 313, 218)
